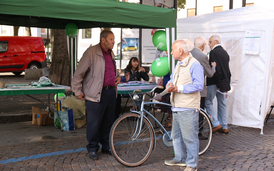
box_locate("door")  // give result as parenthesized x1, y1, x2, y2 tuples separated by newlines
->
(0, 40, 11, 71)
(9, 38, 30, 71)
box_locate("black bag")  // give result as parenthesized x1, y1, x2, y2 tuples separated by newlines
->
(219, 79, 231, 92)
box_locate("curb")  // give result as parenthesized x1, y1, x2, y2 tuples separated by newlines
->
(0, 112, 32, 124)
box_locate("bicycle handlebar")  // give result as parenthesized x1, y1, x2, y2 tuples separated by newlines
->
(132, 86, 164, 95)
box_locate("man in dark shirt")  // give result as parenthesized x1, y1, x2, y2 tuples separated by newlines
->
(205, 35, 231, 134)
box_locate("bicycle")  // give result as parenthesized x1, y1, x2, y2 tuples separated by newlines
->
(109, 86, 213, 167)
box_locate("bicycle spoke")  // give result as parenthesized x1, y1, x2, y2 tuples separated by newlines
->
(198, 110, 212, 155)
(110, 113, 154, 166)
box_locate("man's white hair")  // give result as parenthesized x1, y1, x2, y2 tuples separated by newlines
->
(183, 39, 194, 52)
(194, 36, 206, 48)
(174, 39, 194, 53)
(211, 35, 221, 44)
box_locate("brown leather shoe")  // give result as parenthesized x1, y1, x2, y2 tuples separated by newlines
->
(212, 124, 222, 133)
(218, 128, 229, 134)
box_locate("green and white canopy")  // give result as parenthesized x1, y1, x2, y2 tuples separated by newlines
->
(0, 0, 176, 29)
(0, 0, 177, 75)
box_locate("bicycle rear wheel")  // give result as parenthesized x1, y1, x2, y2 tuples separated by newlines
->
(109, 113, 155, 167)
(199, 110, 212, 155)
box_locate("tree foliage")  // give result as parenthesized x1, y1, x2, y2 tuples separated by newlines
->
(177, 0, 186, 9)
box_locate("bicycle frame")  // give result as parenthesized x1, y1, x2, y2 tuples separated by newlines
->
(130, 92, 212, 141)
(130, 93, 173, 142)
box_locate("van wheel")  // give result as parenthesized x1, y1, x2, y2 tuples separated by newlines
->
(28, 63, 40, 69)
(12, 72, 22, 76)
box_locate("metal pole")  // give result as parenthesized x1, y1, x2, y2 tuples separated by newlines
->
(120, 28, 122, 71)
(174, 0, 177, 9)
(73, 37, 75, 75)
(242, 0, 246, 7)
(139, 29, 142, 67)
(74, 35, 78, 69)
(46, 28, 49, 62)
(139, 0, 143, 66)
(229, 0, 233, 9)
(68, 37, 72, 78)
(195, 0, 197, 15)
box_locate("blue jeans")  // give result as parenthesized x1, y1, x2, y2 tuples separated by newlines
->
(172, 110, 199, 168)
(205, 85, 227, 129)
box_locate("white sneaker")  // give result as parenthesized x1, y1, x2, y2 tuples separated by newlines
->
(164, 159, 186, 166)
(184, 166, 197, 171)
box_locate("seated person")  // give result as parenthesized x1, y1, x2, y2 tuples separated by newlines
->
(125, 57, 149, 110)
(124, 57, 149, 82)
(115, 57, 149, 118)
(115, 57, 149, 117)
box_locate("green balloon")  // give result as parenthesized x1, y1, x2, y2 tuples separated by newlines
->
(151, 57, 169, 77)
(65, 23, 79, 38)
(54, 93, 66, 102)
(152, 30, 167, 51)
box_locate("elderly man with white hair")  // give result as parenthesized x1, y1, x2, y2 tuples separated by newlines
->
(191, 37, 216, 140)
(164, 39, 204, 171)
(206, 35, 231, 134)
(191, 37, 216, 109)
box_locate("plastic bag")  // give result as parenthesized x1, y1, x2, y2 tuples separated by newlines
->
(31, 76, 56, 86)
(63, 96, 86, 128)
(54, 109, 75, 131)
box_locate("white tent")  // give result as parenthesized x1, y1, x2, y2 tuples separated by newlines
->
(177, 5, 274, 133)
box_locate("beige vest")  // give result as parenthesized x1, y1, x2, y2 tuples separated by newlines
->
(170, 53, 200, 109)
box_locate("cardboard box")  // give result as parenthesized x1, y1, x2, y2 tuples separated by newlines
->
(32, 106, 54, 125)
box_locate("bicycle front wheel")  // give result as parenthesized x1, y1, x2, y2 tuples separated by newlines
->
(109, 113, 155, 167)
(199, 110, 212, 155)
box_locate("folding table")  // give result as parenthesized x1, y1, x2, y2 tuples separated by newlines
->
(0, 84, 71, 131)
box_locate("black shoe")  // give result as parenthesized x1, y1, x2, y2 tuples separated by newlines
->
(89, 151, 99, 160)
(101, 149, 112, 155)
(198, 133, 208, 140)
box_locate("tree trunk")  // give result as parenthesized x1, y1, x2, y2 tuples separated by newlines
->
(25, 27, 32, 36)
(13, 26, 19, 36)
(49, 29, 70, 86)
(13, 26, 31, 36)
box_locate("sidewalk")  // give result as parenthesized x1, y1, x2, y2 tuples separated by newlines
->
(1, 119, 274, 170)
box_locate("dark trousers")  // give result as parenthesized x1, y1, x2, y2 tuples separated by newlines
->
(86, 86, 116, 153)
(199, 97, 206, 132)
(200, 97, 205, 110)
(115, 94, 121, 120)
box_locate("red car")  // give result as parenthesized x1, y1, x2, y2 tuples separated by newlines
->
(0, 36, 47, 75)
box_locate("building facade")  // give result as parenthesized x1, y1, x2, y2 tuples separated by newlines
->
(178, 0, 254, 19)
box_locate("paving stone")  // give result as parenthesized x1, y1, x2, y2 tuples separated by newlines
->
(1, 112, 274, 171)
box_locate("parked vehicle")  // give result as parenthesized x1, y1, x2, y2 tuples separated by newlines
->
(124, 46, 137, 51)
(0, 36, 47, 75)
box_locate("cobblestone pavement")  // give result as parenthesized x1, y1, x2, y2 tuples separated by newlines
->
(1, 119, 274, 171)
(1, 73, 274, 170)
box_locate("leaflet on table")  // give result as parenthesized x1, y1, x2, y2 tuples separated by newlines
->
(118, 81, 155, 86)
(150, 90, 169, 100)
